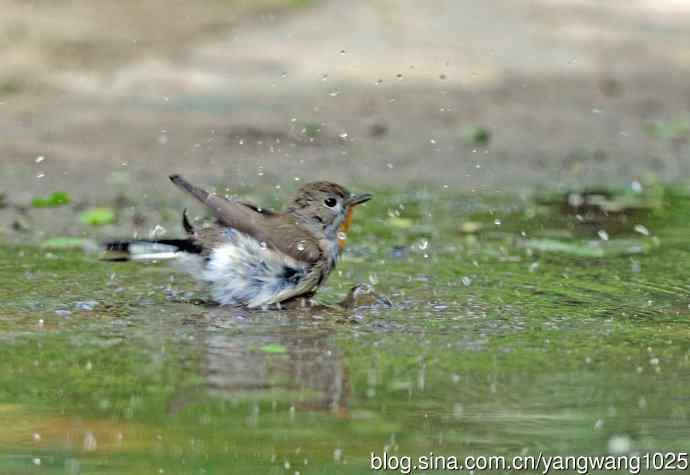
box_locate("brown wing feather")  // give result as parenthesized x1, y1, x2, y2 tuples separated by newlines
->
(169, 175, 322, 264)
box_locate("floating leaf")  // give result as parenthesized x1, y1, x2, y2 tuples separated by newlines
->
(259, 344, 287, 354)
(79, 208, 115, 226)
(32, 191, 70, 208)
(522, 238, 655, 258)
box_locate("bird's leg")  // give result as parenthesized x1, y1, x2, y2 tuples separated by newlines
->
(278, 294, 324, 310)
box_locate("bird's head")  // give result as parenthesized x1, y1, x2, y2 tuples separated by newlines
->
(287, 181, 372, 249)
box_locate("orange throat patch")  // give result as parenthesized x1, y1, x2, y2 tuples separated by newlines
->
(338, 208, 354, 252)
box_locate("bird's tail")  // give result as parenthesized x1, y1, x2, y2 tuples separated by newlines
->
(101, 239, 202, 261)
(102, 209, 200, 261)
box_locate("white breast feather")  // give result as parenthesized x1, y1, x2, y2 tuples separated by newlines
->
(200, 229, 311, 308)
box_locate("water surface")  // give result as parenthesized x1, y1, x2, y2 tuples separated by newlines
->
(1, 185, 689, 474)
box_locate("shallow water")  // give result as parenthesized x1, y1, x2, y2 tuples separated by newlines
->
(1, 185, 690, 474)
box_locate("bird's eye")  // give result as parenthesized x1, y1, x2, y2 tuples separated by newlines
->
(324, 197, 337, 208)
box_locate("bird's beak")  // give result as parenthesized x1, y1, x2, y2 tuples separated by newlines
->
(345, 193, 372, 207)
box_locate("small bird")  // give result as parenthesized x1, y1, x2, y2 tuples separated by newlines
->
(104, 175, 372, 308)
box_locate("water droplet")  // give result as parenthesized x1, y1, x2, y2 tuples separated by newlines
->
(33, 432, 41, 441)
(339, 49, 346, 55)
(280, 72, 288, 78)
(568, 193, 584, 207)
(149, 225, 166, 239)
(75, 300, 97, 311)
(333, 448, 343, 463)
(296, 241, 305, 252)
(396, 73, 404, 80)
(633, 224, 649, 236)
(607, 435, 631, 454)
(368, 273, 379, 285)
(259, 241, 267, 249)
(461, 276, 472, 287)
(594, 419, 604, 430)
(375, 79, 383, 85)
(418, 240, 429, 250)
(631, 180, 642, 193)
(493, 218, 501, 226)
(33, 458, 41, 466)
(597, 230, 609, 241)
(337, 231, 347, 241)
(36, 172, 45, 179)
(321, 73, 328, 81)
(35, 155, 45, 163)
(328, 89, 340, 97)
(338, 132, 348, 139)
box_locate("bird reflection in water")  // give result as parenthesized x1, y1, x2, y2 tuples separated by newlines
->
(168, 306, 352, 418)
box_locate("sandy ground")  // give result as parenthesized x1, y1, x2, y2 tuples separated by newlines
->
(1, 0, 690, 238)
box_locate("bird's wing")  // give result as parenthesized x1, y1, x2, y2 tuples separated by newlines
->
(169, 174, 322, 264)
(264, 219, 322, 264)
(257, 265, 323, 308)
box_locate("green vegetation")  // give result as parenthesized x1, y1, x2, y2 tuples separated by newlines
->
(31, 191, 71, 208)
(646, 118, 690, 141)
(79, 208, 115, 225)
(463, 125, 492, 147)
(41, 237, 92, 249)
(302, 122, 322, 138)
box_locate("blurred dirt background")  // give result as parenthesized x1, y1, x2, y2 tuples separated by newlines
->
(2, 0, 690, 239)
